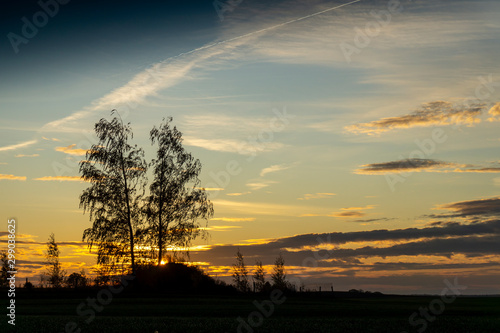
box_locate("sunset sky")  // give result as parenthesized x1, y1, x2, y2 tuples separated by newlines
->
(1, 0, 500, 294)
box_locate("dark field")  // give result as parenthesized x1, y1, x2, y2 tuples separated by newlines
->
(2, 290, 499, 333)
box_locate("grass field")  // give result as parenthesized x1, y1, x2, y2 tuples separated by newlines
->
(2, 290, 499, 332)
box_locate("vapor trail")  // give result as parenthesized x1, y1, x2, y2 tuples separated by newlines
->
(170, 0, 362, 60)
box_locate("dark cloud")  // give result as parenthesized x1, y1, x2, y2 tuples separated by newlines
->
(356, 158, 500, 175)
(193, 219, 500, 265)
(331, 211, 365, 218)
(313, 235, 500, 260)
(345, 101, 485, 135)
(356, 158, 450, 174)
(351, 217, 396, 223)
(432, 196, 500, 218)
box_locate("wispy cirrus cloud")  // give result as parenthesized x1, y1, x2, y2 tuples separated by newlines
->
(0, 174, 26, 181)
(40, 32, 256, 133)
(203, 225, 243, 231)
(211, 217, 256, 222)
(301, 205, 375, 219)
(15, 154, 39, 158)
(345, 101, 485, 135)
(55, 144, 88, 156)
(180, 111, 292, 155)
(356, 158, 500, 175)
(196, 187, 224, 191)
(226, 192, 251, 196)
(259, 164, 291, 177)
(0, 139, 37, 152)
(246, 179, 278, 191)
(212, 199, 308, 216)
(297, 192, 336, 200)
(33, 176, 84, 182)
(183, 136, 284, 155)
(42, 137, 60, 142)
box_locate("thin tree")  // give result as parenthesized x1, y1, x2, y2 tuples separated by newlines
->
(45, 233, 65, 288)
(140, 117, 213, 265)
(0, 251, 9, 288)
(253, 260, 266, 292)
(80, 111, 147, 274)
(271, 253, 288, 290)
(232, 249, 250, 292)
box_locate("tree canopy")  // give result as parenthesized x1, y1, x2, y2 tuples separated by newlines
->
(80, 112, 212, 274)
(140, 117, 213, 265)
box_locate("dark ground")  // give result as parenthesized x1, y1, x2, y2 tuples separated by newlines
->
(1, 288, 499, 333)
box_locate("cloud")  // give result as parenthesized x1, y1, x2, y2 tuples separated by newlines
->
(433, 196, 500, 218)
(212, 199, 308, 216)
(329, 205, 375, 218)
(488, 102, 500, 122)
(246, 179, 277, 191)
(260, 164, 291, 177)
(42, 137, 60, 142)
(298, 192, 336, 200)
(356, 158, 457, 174)
(203, 226, 243, 231)
(226, 192, 250, 196)
(330, 211, 366, 218)
(356, 158, 500, 175)
(196, 187, 224, 191)
(0, 174, 26, 181)
(15, 154, 39, 158)
(345, 101, 484, 135)
(0, 139, 37, 152)
(340, 205, 375, 211)
(55, 144, 88, 156)
(352, 217, 396, 223)
(211, 217, 256, 222)
(40, 33, 254, 133)
(193, 219, 500, 265)
(183, 136, 284, 155)
(33, 176, 84, 182)
(301, 205, 374, 218)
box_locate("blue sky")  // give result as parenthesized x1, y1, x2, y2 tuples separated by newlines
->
(1, 0, 500, 294)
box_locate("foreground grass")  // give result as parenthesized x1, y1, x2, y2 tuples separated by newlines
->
(1, 293, 499, 332)
(5, 315, 500, 333)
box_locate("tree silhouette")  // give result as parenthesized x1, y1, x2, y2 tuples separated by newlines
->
(80, 111, 147, 274)
(139, 117, 213, 265)
(271, 253, 288, 290)
(45, 233, 65, 288)
(66, 269, 87, 288)
(253, 260, 265, 292)
(232, 249, 250, 292)
(0, 251, 9, 288)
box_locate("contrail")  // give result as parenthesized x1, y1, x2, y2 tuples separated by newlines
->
(167, 0, 362, 61)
